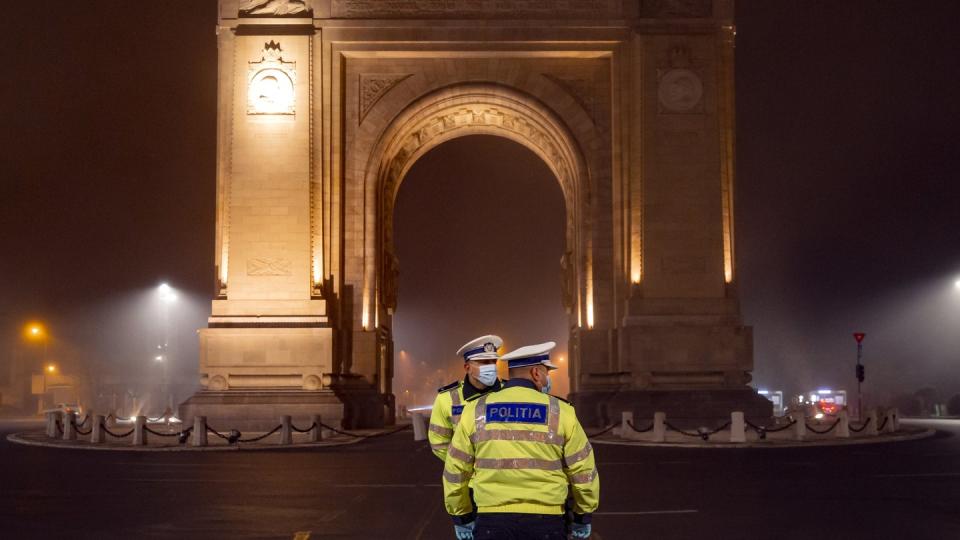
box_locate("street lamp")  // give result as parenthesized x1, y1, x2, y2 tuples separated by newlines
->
(156, 283, 177, 410)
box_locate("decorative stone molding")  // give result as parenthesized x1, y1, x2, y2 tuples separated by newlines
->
(541, 74, 600, 128)
(657, 44, 703, 114)
(240, 0, 312, 17)
(303, 374, 322, 390)
(332, 0, 622, 19)
(247, 257, 293, 276)
(657, 69, 703, 113)
(640, 0, 712, 18)
(365, 86, 590, 326)
(208, 375, 228, 391)
(359, 74, 413, 124)
(248, 40, 296, 115)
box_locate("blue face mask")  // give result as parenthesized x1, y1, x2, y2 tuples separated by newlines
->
(541, 373, 552, 394)
(476, 364, 498, 387)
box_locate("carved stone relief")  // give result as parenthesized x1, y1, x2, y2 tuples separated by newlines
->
(248, 41, 297, 115)
(359, 74, 413, 124)
(240, 0, 312, 17)
(657, 45, 704, 114)
(247, 257, 293, 276)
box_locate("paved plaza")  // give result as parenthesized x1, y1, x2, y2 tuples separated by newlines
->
(3, 418, 959, 539)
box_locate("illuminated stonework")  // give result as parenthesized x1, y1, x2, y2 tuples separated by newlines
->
(185, 0, 767, 429)
(247, 41, 296, 115)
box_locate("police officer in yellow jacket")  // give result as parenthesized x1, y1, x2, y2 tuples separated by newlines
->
(428, 335, 503, 461)
(443, 341, 599, 540)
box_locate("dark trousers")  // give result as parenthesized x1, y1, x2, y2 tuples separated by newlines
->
(474, 513, 566, 540)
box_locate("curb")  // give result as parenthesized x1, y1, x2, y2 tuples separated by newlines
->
(6, 427, 406, 452)
(589, 428, 936, 449)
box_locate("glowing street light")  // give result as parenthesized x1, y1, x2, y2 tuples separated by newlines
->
(954, 278, 960, 290)
(46, 364, 57, 374)
(158, 283, 177, 303)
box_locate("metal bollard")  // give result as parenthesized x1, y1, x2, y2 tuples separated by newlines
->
(91, 414, 105, 443)
(192, 416, 208, 447)
(836, 410, 850, 438)
(63, 411, 78, 441)
(280, 415, 293, 445)
(412, 412, 427, 441)
(866, 409, 879, 437)
(652, 412, 666, 443)
(133, 415, 147, 446)
(794, 414, 806, 441)
(884, 409, 897, 433)
(729, 412, 746, 443)
(46, 411, 60, 438)
(310, 414, 322, 442)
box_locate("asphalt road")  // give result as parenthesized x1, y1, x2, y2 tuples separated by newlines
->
(2, 418, 958, 539)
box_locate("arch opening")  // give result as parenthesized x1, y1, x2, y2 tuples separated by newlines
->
(391, 135, 569, 406)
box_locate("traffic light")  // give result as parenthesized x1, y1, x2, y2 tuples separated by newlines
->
(856, 364, 865, 383)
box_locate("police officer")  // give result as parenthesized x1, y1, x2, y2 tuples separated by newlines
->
(428, 335, 504, 461)
(443, 342, 598, 540)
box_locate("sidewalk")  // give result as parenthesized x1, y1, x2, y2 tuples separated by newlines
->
(8, 423, 411, 452)
(590, 422, 934, 449)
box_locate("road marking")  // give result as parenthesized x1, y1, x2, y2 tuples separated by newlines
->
(333, 483, 418, 488)
(292, 532, 311, 540)
(595, 510, 698, 516)
(872, 472, 960, 478)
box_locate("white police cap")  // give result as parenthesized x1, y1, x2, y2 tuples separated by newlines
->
(501, 341, 558, 370)
(456, 335, 503, 362)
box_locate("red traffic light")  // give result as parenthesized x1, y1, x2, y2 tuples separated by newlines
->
(853, 332, 866, 343)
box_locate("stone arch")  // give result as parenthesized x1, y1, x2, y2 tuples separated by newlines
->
(360, 83, 592, 329)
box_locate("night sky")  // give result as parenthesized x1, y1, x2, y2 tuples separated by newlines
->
(2, 2, 958, 406)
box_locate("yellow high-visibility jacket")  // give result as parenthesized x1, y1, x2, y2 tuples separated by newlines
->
(428, 377, 501, 461)
(442, 379, 600, 517)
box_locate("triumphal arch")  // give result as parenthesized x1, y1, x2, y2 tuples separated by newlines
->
(180, 0, 772, 429)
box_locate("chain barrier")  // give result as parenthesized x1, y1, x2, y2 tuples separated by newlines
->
(100, 421, 135, 438)
(143, 425, 184, 438)
(291, 422, 317, 434)
(206, 426, 231, 440)
(238, 425, 283, 443)
(849, 416, 872, 433)
(76, 415, 90, 428)
(744, 418, 796, 440)
(586, 424, 616, 438)
(626, 420, 654, 433)
(74, 424, 93, 436)
(805, 417, 842, 435)
(876, 416, 889, 431)
(663, 420, 731, 441)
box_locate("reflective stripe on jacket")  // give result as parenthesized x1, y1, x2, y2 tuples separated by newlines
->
(442, 384, 600, 516)
(428, 382, 464, 461)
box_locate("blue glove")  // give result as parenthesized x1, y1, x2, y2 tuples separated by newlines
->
(570, 522, 592, 538)
(454, 522, 475, 540)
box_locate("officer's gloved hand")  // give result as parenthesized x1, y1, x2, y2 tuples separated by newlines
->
(453, 522, 475, 540)
(570, 522, 591, 538)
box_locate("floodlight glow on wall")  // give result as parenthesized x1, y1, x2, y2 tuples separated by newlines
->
(248, 69, 295, 115)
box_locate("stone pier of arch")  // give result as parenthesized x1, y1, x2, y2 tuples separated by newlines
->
(179, 0, 772, 430)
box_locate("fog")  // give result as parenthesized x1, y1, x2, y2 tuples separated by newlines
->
(392, 136, 570, 408)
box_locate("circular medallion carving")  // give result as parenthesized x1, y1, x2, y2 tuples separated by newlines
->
(658, 69, 703, 113)
(303, 375, 322, 391)
(209, 375, 228, 391)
